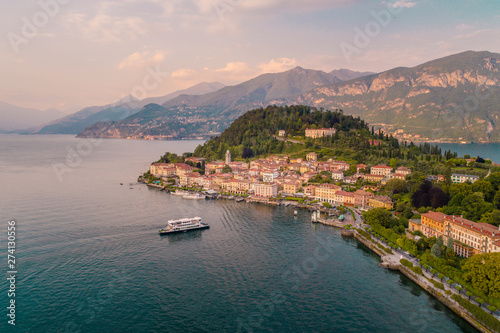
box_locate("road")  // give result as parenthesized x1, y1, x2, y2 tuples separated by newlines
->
(273, 135, 304, 145)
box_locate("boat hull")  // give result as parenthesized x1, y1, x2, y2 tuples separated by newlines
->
(159, 224, 210, 235)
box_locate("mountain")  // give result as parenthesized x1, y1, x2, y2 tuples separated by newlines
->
(77, 67, 371, 139)
(0, 101, 65, 131)
(284, 51, 500, 143)
(33, 82, 225, 135)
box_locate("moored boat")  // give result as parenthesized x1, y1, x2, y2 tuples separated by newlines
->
(159, 217, 210, 234)
(183, 193, 206, 200)
(171, 190, 189, 196)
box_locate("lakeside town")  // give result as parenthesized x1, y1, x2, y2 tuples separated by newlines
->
(144, 129, 499, 259)
(141, 105, 500, 333)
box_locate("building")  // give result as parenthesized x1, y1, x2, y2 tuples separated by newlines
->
(409, 219, 422, 233)
(353, 190, 374, 208)
(451, 173, 480, 184)
(364, 174, 385, 183)
(334, 191, 355, 206)
(315, 183, 341, 204)
(179, 172, 201, 187)
(331, 170, 344, 181)
(278, 130, 286, 137)
(306, 152, 318, 162)
(254, 183, 278, 197)
(421, 211, 500, 257)
(356, 164, 367, 173)
(420, 211, 446, 238)
(396, 166, 412, 176)
(368, 195, 394, 209)
(370, 165, 393, 177)
(263, 171, 279, 183)
(225, 150, 231, 165)
(305, 128, 336, 139)
(174, 163, 196, 177)
(283, 182, 301, 195)
(150, 163, 176, 178)
(304, 185, 316, 197)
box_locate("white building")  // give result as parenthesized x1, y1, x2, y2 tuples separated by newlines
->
(331, 170, 344, 181)
(225, 150, 231, 165)
(451, 173, 479, 183)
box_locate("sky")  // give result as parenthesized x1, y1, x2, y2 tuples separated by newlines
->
(0, 0, 499, 113)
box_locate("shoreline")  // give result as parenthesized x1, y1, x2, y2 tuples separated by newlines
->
(354, 232, 495, 333)
(145, 183, 498, 333)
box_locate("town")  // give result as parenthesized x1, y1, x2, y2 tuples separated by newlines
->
(146, 143, 498, 259)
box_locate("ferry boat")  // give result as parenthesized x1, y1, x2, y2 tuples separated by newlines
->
(183, 193, 205, 200)
(159, 217, 209, 234)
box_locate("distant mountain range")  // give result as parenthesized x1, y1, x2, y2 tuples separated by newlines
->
(283, 51, 500, 143)
(78, 51, 500, 143)
(77, 68, 372, 139)
(29, 82, 226, 135)
(0, 101, 64, 132)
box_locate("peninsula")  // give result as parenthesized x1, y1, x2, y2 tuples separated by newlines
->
(142, 105, 500, 332)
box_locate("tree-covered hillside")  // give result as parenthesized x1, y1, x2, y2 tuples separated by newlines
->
(193, 105, 368, 160)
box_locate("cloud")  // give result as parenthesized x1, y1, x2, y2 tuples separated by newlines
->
(382, 0, 416, 9)
(64, 12, 147, 42)
(169, 58, 298, 85)
(117, 51, 168, 70)
(258, 58, 297, 73)
(456, 24, 474, 31)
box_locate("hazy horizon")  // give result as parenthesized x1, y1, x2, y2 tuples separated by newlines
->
(1, 0, 499, 112)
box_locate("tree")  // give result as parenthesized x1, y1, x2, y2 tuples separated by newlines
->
(462, 253, 500, 298)
(486, 172, 500, 191)
(461, 192, 495, 221)
(431, 243, 442, 257)
(480, 210, 500, 226)
(411, 180, 449, 209)
(438, 273, 445, 281)
(487, 305, 497, 314)
(222, 165, 232, 173)
(242, 147, 254, 159)
(446, 237, 454, 250)
(494, 190, 500, 209)
(471, 180, 495, 202)
(436, 236, 444, 248)
(385, 179, 407, 194)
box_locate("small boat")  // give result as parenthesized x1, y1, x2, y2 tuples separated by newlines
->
(236, 197, 245, 202)
(294, 210, 298, 216)
(171, 190, 189, 196)
(159, 217, 209, 234)
(183, 193, 205, 200)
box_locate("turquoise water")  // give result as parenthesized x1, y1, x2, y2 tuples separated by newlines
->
(438, 143, 500, 163)
(0, 135, 477, 332)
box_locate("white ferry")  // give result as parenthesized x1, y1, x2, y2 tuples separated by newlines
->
(159, 217, 209, 234)
(183, 193, 205, 200)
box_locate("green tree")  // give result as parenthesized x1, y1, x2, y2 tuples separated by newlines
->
(480, 210, 500, 226)
(431, 243, 442, 257)
(462, 253, 500, 298)
(494, 190, 500, 209)
(472, 180, 495, 202)
(461, 192, 495, 221)
(222, 165, 232, 173)
(486, 172, 500, 191)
